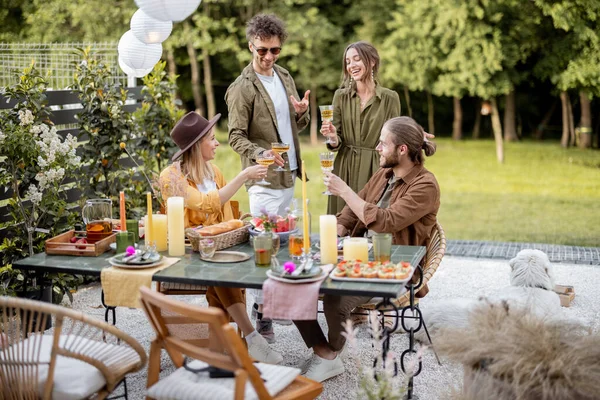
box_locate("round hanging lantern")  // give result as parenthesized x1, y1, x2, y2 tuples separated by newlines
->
(118, 30, 162, 71)
(130, 9, 172, 44)
(134, 0, 202, 22)
(118, 56, 154, 78)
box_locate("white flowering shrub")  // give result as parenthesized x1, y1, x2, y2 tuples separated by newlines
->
(0, 64, 82, 299)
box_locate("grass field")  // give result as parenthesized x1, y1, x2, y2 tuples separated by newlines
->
(215, 131, 600, 247)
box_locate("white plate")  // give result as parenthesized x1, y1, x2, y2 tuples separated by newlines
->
(200, 251, 251, 263)
(108, 258, 164, 269)
(328, 268, 414, 284)
(266, 269, 326, 284)
(109, 243, 140, 251)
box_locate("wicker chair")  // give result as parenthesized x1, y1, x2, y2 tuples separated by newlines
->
(0, 296, 147, 400)
(354, 221, 447, 326)
(140, 287, 322, 400)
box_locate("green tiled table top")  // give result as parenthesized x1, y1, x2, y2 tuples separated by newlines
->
(13, 241, 426, 298)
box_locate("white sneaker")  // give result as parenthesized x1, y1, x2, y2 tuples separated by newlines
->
(247, 334, 283, 364)
(302, 354, 345, 382)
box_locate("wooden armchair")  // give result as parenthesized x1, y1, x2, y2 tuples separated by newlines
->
(0, 296, 146, 400)
(139, 287, 322, 400)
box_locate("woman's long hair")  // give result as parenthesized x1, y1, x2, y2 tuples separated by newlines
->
(181, 139, 214, 185)
(340, 41, 380, 89)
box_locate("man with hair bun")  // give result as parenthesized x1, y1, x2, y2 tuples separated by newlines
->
(226, 13, 310, 344)
(294, 116, 440, 382)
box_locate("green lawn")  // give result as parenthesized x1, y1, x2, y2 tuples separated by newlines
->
(215, 131, 600, 247)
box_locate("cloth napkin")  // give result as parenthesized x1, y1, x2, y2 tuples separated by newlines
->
(101, 256, 180, 308)
(262, 264, 334, 321)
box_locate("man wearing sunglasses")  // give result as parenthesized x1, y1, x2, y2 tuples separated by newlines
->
(226, 13, 310, 346)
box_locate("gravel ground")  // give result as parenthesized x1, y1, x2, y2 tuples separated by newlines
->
(64, 256, 600, 399)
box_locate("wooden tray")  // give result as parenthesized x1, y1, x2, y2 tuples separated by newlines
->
(45, 230, 116, 256)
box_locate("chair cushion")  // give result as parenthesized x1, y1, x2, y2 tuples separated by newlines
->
(1, 334, 136, 400)
(147, 360, 301, 400)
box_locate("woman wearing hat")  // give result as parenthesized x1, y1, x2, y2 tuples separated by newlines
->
(159, 111, 283, 364)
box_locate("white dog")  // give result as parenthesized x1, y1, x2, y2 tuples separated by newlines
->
(418, 249, 562, 340)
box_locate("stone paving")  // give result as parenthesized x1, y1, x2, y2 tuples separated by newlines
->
(447, 239, 600, 265)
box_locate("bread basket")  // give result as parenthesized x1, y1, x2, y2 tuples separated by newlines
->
(186, 213, 251, 252)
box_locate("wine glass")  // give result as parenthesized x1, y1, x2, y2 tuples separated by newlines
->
(255, 155, 275, 186)
(271, 142, 290, 172)
(319, 105, 334, 144)
(320, 152, 335, 195)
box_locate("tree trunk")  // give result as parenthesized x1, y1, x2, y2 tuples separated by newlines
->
(567, 94, 576, 147)
(166, 48, 177, 76)
(184, 21, 205, 116)
(490, 98, 504, 163)
(452, 96, 463, 140)
(309, 85, 318, 145)
(403, 86, 413, 118)
(202, 49, 215, 119)
(533, 100, 557, 140)
(579, 91, 592, 148)
(504, 90, 518, 141)
(472, 99, 481, 139)
(426, 91, 435, 135)
(560, 91, 571, 148)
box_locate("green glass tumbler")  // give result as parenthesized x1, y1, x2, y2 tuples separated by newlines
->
(126, 219, 139, 243)
(116, 231, 135, 254)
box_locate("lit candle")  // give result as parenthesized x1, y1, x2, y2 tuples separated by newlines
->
(167, 196, 185, 256)
(343, 237, 369, 261)
(320, 215, 337, 264)
(301, 160, 310, 254)
(152, 214, 168, 252)
(146, 192, 153, 245)
(119, 191, 127, 232)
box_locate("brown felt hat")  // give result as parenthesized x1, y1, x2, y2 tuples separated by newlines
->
(170, 111, 221, 161)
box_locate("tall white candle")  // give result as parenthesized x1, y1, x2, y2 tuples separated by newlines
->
(167, 197, 185, 256)
(320, 215, 338, 265)
(153, 214, 168, 252)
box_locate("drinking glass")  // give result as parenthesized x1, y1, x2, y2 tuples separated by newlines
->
(255, 155, 275, 186)
(200, 239, 217, 259)
(82, 198, 113, 243)
(319, 105, 334, 144)
(126, 219, 139, 243)
(254, 234, 273, 267)
(320, 152, 335, 195)
(271, 142, 290, 172)
(372, 233, 392, 263)
(116, 231, 135, 254)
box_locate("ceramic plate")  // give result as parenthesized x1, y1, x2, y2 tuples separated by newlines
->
(270, 264, 323, 280)
(109, 252, 162, 266)
(109, 243, 139, 252)
(108, 258, 164, 269)
(266, 269, 326, 284)
(200, 251, 251, 263)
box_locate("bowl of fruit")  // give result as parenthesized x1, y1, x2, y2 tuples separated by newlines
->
(248, 215, 298, 245)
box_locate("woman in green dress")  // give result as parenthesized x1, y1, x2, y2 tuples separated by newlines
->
(322, 41, 401, 215)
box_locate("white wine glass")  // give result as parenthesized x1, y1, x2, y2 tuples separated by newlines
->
(319, 105, 334, 144)
(320, 151, 335, 195)
(255, 155, 275, 186)
(271, 142, 290, 172)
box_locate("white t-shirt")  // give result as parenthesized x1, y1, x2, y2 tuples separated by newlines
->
(256, 72, 298, 171)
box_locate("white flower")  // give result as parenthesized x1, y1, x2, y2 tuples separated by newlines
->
(25, 185, 42, 206)
(18, 109, 34, 126)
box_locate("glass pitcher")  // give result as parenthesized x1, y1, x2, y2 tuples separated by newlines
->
(82, 199, 113, 243)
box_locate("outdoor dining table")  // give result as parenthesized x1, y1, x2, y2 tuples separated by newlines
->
(13, 240, 427, 399)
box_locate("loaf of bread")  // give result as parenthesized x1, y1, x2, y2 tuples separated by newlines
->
(197, 219, 244, 236)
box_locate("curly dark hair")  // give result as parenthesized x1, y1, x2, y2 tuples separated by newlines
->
(246, 14, 288, 43)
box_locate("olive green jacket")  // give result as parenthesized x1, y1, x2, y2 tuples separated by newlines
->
(226, 63, 309, 189)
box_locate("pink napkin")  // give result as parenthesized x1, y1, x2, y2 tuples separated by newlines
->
(262, 264, 334, 321)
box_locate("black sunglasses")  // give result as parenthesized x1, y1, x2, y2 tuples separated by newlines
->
(251, 42, 282, 56)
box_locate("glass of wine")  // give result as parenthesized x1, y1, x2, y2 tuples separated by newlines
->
(271, 142, 290, 172)
(319, 105, 334, 144)
(320, 151, 335, 195)
(256, 155, 275, 186)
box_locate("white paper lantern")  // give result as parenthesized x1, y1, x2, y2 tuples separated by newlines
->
(135, 0, 202, 22)
(118, 56, 154, 78)
(131, 9, 172, 44)
(118, 30, 162, 71)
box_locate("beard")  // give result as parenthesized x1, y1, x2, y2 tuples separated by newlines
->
(380, 152, 400, 168)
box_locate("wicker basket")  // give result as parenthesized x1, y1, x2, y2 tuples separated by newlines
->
(186, 214, 251, 252)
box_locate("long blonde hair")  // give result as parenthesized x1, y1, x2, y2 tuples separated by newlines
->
(181, 139, 214, 185)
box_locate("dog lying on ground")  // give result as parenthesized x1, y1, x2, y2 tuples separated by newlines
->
(418, 249, 562, 341)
